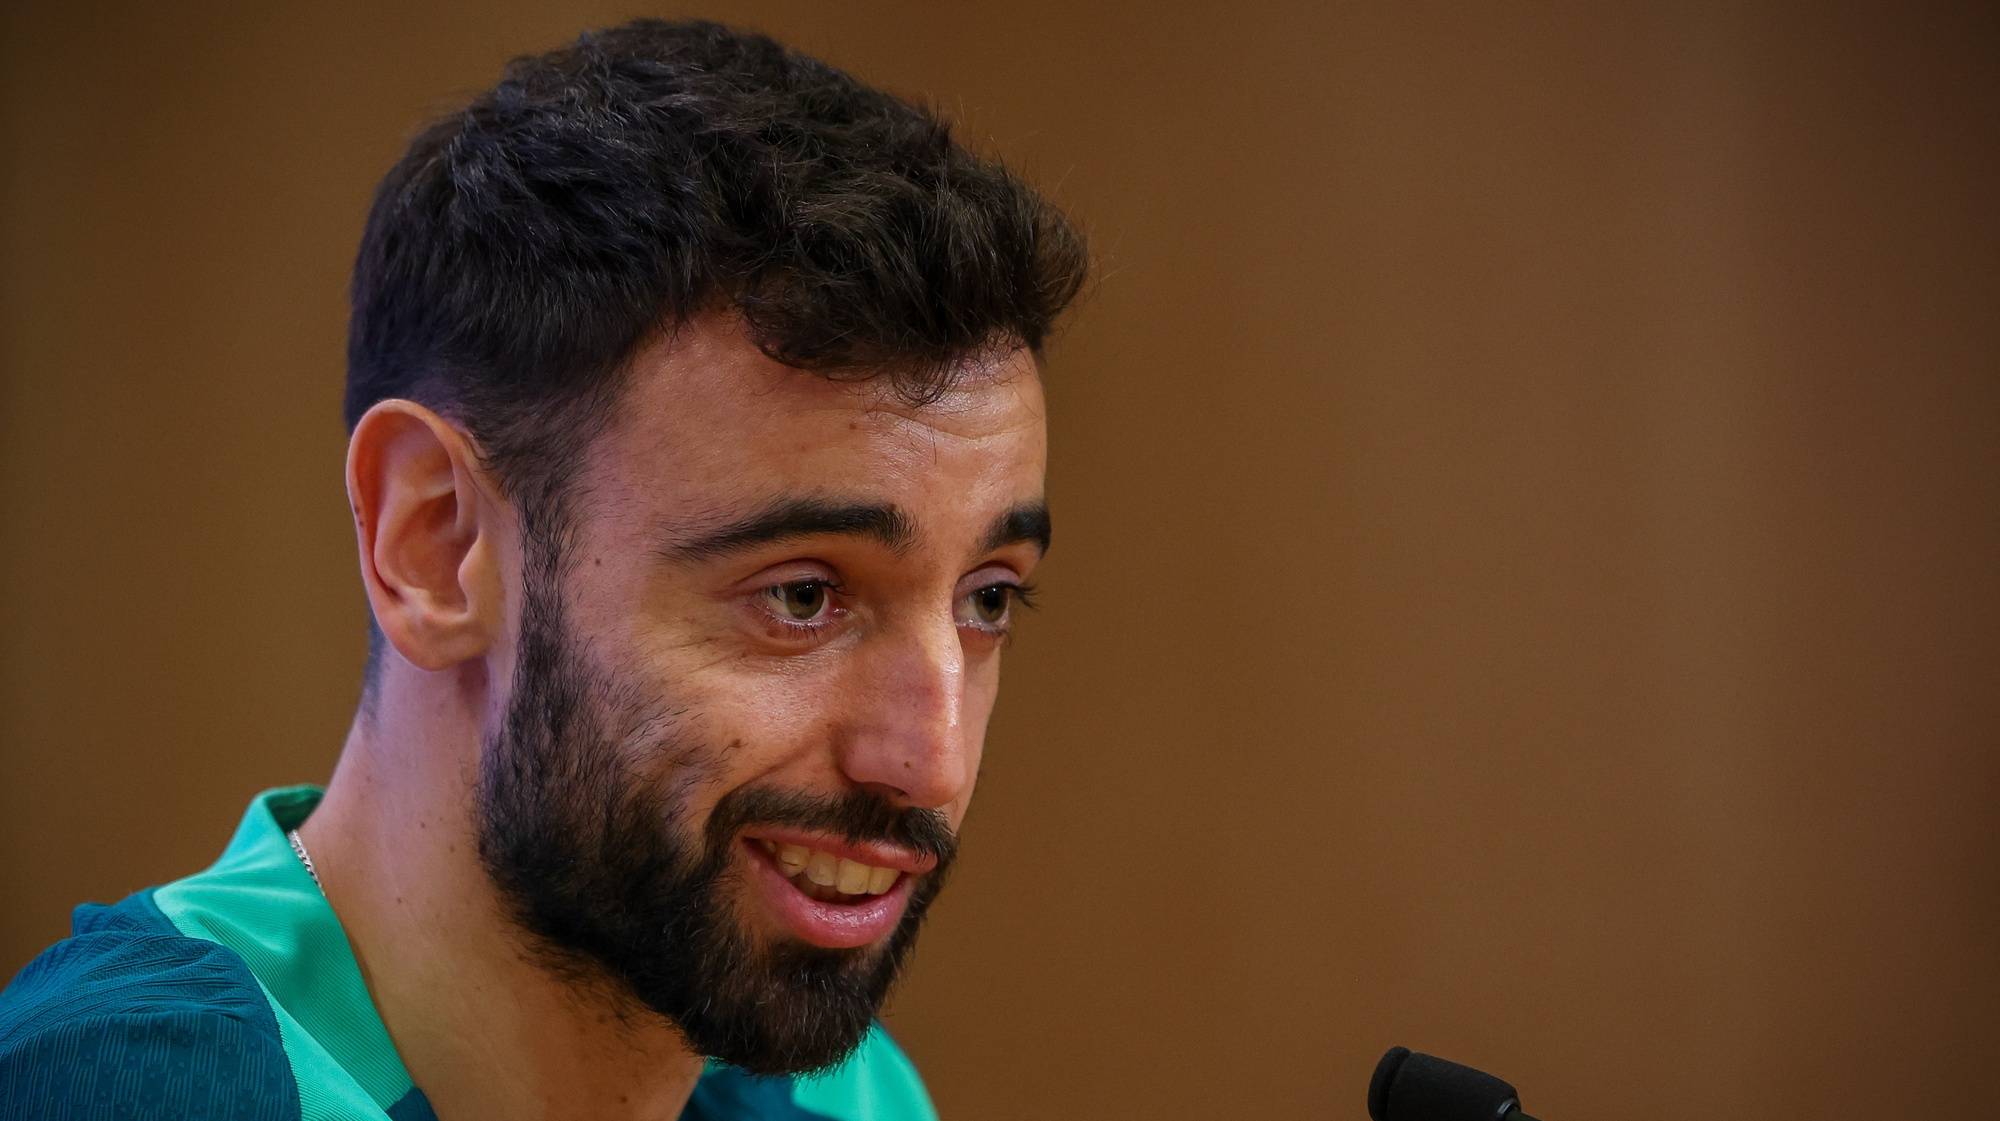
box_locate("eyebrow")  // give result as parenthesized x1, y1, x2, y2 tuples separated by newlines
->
(659, 497, 1051, 563)
(982, 501, 1052, 555)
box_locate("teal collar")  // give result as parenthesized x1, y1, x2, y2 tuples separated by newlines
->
(152, 785, 421, 1114)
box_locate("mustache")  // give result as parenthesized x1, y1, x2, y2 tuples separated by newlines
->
(704, 785, 958, 867)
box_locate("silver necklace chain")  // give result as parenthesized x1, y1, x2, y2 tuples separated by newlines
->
(286, 828, 324, 893)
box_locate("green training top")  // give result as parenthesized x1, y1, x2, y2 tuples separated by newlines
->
(0, 786, 937, 1121)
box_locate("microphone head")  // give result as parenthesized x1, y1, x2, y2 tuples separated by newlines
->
(1368, 1047, 1521, 1121)
(1367, 1046, 1412, 1120)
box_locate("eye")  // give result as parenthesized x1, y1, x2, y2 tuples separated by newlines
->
(764, 580, 837, 623)
(956, 582, 1035, 631)
(969, 585, 1011, 625)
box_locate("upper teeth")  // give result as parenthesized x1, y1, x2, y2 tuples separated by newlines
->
(765, 840, 900, 895)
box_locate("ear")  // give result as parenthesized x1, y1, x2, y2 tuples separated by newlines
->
(345, 400, 505, 673)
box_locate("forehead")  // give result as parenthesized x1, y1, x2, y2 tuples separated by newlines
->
(584, 319, 1048, 534)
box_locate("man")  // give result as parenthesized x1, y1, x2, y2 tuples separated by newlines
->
(0, 18, 1085, 1121)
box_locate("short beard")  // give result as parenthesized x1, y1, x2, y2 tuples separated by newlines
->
(472, 513, 957, 1074)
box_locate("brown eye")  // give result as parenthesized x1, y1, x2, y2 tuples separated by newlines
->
(964, 585, 1013, 627)
(769, 581, 831, 621)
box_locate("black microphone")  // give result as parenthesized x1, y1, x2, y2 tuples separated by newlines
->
(1368, 1046, 1542, 1121)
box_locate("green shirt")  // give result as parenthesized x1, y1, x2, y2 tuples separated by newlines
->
(0, 786, 937, 1121)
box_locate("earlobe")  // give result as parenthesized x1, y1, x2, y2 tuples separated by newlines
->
(346, 401, 504, 672)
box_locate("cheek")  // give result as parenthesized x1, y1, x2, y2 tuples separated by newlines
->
(950, 754, 984, 827)
(949, 666, 1003, 821)
(964, 652, 1005, 726)
(670, 672, 836, 790)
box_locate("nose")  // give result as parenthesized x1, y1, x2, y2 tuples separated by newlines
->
(835, 618, 972, 810)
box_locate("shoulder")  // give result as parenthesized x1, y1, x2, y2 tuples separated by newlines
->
(686, 1024, 936, 1121)
(0, 893, 299, 1121)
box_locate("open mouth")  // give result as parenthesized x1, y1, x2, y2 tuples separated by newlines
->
(738, 832, 929, 949)
(751, 838, 903, 904)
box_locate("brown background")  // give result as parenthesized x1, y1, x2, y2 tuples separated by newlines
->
(3, 3, 1995, 1119)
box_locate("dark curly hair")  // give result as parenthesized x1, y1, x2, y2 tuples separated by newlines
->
(345, 18, 1088, 509)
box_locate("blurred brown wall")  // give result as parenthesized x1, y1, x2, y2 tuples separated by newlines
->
(3, 3, 1995, 1118)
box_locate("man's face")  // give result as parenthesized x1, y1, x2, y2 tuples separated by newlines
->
(473, 316, 1049, 1073)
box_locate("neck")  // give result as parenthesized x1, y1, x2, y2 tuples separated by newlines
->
(297, 673, 706, 1121)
